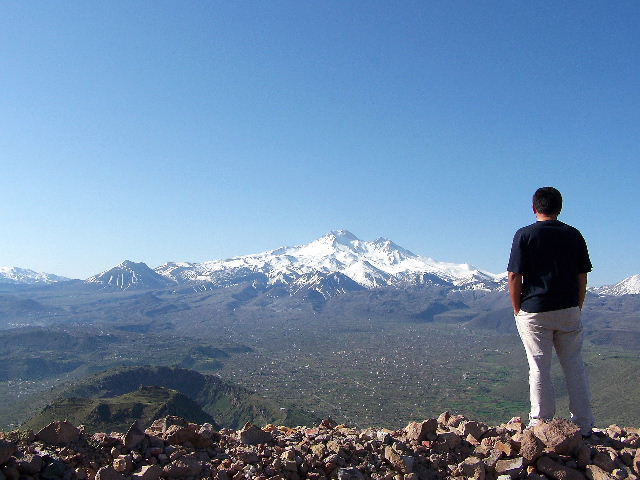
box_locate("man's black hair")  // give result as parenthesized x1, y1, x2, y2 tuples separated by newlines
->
(533, 187, 562, 215)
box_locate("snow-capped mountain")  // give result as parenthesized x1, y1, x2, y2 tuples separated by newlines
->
(592, 274, 640, 296)
(87, 260, 176, 290)
(155, 230, 504, 292)
(0, 266, 70, 285)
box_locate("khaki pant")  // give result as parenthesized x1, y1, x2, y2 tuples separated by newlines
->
(515, 306, 595, 434)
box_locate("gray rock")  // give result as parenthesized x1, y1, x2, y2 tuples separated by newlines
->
(338, 468, 366, 480)
(124, 420, 146, 450)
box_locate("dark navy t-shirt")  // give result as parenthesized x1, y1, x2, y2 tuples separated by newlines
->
(507, 220, 592, 313)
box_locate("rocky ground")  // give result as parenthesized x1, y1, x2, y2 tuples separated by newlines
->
(1, 413, 639, 480)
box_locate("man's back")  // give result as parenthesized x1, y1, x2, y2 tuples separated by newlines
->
(508, 220, 592, 313)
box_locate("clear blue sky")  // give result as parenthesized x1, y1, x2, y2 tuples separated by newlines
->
(1, 1, 638, 286)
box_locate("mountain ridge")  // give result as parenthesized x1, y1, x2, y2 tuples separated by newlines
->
(3, 231, 639, 295)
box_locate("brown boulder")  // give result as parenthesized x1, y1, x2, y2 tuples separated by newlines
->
(585, 465, 617, 480)
(434, 432, 462, 452)
(520, 429, 544, 465)
(145, 416, 188, 436)
(165, 425, 211, 449)
(404, 419, 438, 443)
(36, 421, 80, 446)
(15, 454, 43, 475)
(592, 449, 617, 472)
(384, 446, 412, 473)
(459, 456, 485, 480)
(494, 457, 524, 477)
(536, 455, 586, 480)
(238, 423, 274, 445)
(460, 421, 489, 441)
(532, 419, 583, 455)
(95, 466, 126, 480)
(162, 454, 204, 477)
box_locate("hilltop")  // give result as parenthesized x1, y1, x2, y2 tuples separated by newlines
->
(22, 366, 318, 433)
(1, 413, 638, 480)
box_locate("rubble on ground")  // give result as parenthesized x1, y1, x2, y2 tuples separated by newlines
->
(1, 414, 639, 480)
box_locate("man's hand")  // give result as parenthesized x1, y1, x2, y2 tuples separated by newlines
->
(508, 272, 523, 315)
(578, 272, 588, 310)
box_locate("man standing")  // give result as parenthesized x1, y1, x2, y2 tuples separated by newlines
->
(507, 187, 595, 436)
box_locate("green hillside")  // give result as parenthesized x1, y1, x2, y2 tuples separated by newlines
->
(24, 385, 216, 433)
(24, 366, 318, 432)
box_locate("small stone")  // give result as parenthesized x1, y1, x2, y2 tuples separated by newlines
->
(495, 440, 516, 457)
(460, 457, 485, 480)
(537, 455, 586, 480)
(578, 445, 593, 469)
(162, 454, 204, 477)
(237, 450, 260, 464)
(520, 429, 544, 465)
(131, 464, 162, 480)
(16, 454, 43, 475)
(0, 440, 17, 465)
(460, 421, 489, 441)
(593, 450, 619, 473)
(310, 444, 327, 458)
(384, 446, 412, 473)
(337, 468, 365, 480)
(435, 432, 462, 451)
(495, 457, 524, 477)
(633, 450, 640, 475)
(112, 455, 133, 473)
(95, 466, 126, 480)
(585, 464, 617, 480)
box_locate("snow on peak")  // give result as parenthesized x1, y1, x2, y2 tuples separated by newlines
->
(87, 260, 174, 290)
(153, 230, 503, 290)
(593, 274, 640, 296)
(326, 229, 359, 240)
(0, 266, 70, 285)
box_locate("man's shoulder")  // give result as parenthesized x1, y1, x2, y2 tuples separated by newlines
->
(513, 222, 538, 236)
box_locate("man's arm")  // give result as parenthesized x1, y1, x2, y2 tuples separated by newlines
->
(508, 272, 523, 315)
(578, 272, 588, 309)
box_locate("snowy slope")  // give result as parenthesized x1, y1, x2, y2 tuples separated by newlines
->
(155, 230, 504, 291)
(0, 266, 70, 285)
(87, 260, 176, 290)
(593, 274, 640, 296)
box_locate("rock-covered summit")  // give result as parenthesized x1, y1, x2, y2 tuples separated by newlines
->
(1, 413, 639, 480)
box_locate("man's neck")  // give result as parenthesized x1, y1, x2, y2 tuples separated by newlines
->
(535, 213, 558, 221)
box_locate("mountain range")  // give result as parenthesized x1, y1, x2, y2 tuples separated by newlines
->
(2, 230, 639, 296)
